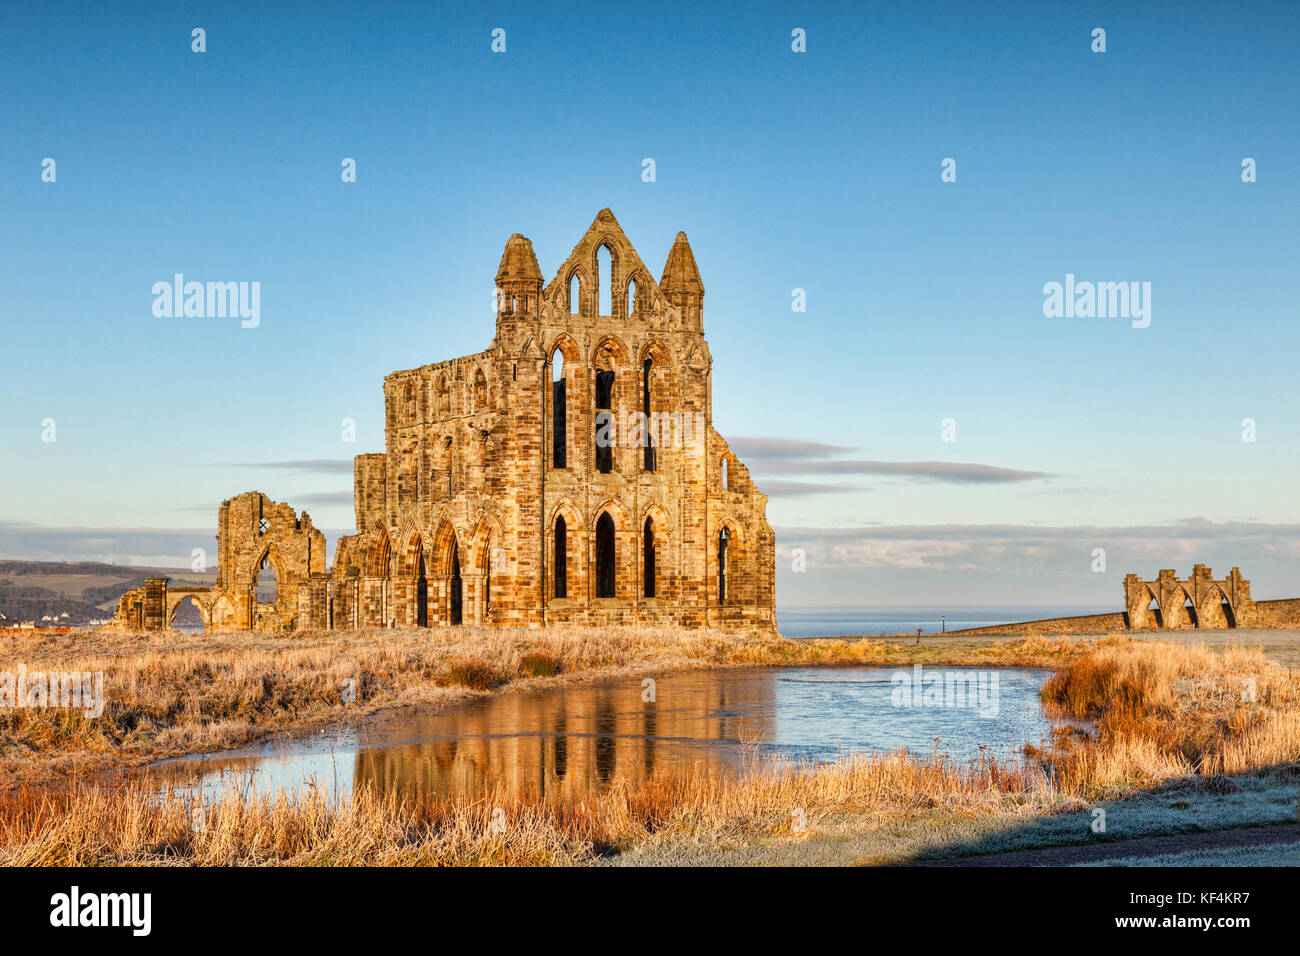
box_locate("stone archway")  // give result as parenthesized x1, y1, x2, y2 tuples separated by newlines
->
(1167, 587, 1198, 629)
(1198, 585, 1236, 629)
(431, 519, 463, 626)
(1128, 585, 1162, 629)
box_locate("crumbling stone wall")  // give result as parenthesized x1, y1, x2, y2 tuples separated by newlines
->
(1123, 565, 1256, 629)
(106, 210, 775, 634)
(331, 209, 775, 631)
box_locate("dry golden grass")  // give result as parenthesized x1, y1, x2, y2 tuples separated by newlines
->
(1036, 639, 1300, 796)
(0, 748, 1048, 866)
(0, 625, 1093, 785)
(1, 635, 1297, 865)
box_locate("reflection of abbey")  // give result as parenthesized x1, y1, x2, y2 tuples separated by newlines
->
(108, 209, 776, 633)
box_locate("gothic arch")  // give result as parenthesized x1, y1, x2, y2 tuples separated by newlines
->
(167, 593, 212, 630)
(398, 526, 427, 575)
(362, 530, 392, 578)
(547, 497, 585, 533)
(564, 265, 591, 314)
(430, 516, 462, 578)
(638, 337, 675, 367)
(434, 373, 450, 417)
(638, 501, 672, 536)
(1169, 585, 1198, 628)
(593, 509, 619, 599)
(589, 496, 631, 528)
(548, 499, 584, 603)
(1199, 584, 1235, 629)
(625, 268, 654, 317)
(333, 537, 355, 576)
(713, 518, 744, 608)
(547, 333, 581, 365)
(590, 334, 631, 367)
(592, 238, 622, 285)
(472, 367, 488, 411)
(468, 514, 507, 574)
(246, 543, 288, 588)
(1129, 584, 1161, 629)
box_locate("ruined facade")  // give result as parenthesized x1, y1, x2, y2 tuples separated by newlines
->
(941, 565, 1270, 636)
(1123, 565, 1256, 629)
(107, 210, 776, 633)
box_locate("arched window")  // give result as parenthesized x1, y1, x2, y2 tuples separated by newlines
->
(721, 456, 729, 490)
(414, 546, 428, 627)
(595, 512, 616, 598)
(1147, 593, 1162, 628)
(643, 516, 655, 598)
(597, 245, 613, 316)
(436, 375, 449, 417)
(642, 357, 655, 472)
(404, 381, 416, 422)
(552, 352, 566, 469)
(449, 542, 463, 626)
(554, 515, 567, 599)
(569, 273, 581, 314)
(627, 277, 640, 317)
(595, 367, 614, 474)
(717, 527, 730, 606)
(473, 368, 487, 411)
(256, 554, 277, 603)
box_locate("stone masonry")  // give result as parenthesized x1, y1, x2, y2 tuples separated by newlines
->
(105, 210, 776, 633)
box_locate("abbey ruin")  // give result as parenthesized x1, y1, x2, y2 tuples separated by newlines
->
(107, 209, 776, 633)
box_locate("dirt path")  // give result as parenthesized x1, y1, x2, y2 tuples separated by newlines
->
(902, 822, 1300, 866)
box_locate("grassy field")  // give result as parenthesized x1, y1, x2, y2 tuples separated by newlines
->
(1, 629, 1298, 865)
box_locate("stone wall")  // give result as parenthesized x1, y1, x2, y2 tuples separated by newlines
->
(949, 612, 1127, 636)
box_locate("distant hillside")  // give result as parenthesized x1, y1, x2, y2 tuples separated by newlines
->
(0, 561, 217, 625)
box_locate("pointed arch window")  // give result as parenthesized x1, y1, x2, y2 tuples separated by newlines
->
(436, 376, 449, 417)
(449, 542, 463, 625)
(643, 516, 656, 598)
(717, 527, 730, 606)
(627, 276, 640, 318)
(552, 352, 567, 469)
(596, 512, 616, 598)
(597, 244, 613, 316)
(569, 273, 581, 315)
(595, 367, 614, 474)
(554, 515, 568, 599)
(642, 357, 655, 472)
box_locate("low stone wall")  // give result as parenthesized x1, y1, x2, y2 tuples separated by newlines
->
(1253, 598, 1300, 628)
(949, 612, 1128, 636)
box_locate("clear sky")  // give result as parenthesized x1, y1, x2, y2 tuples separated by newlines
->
(2, 1, 1297, 607)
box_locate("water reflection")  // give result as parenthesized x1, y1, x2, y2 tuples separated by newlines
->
(149, 667, 1062, 804)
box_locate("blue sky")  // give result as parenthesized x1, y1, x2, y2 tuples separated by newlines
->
(2, 1, 1297, 606)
